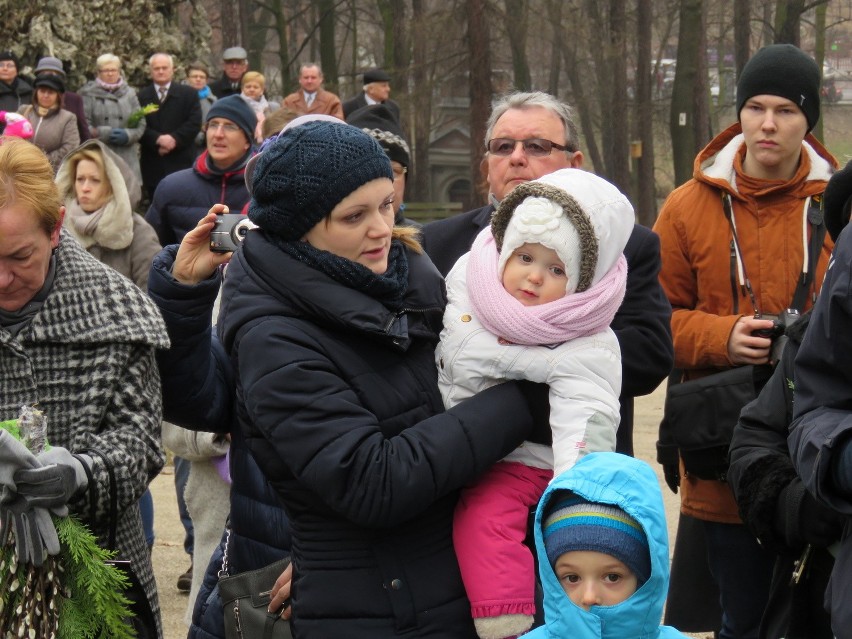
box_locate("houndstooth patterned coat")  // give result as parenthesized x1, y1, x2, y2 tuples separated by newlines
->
(0, 230, 169, 637)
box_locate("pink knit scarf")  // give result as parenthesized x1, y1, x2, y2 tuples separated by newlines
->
(466, 229, 627, 346)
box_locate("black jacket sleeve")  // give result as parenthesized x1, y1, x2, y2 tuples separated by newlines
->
(148, 245, 233, 433)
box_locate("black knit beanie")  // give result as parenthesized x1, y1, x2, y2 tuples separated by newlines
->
(736, 44, 821, 132)
(206, 95, 257, 143)
(248, 120, 393, 240)
(346, 103, 410, 168)
(0, 50, 19, 72)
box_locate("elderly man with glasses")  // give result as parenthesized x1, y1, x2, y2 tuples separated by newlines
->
(422, 90, 673, 459)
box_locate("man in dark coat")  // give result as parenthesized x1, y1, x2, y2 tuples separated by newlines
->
(342, 67, 401, 122)
(421, 90, 673, 457)
(208, 47, 248, 99)
(138, 53, 201, 201)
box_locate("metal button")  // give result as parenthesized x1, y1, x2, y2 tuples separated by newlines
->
(461, 314, 472, 322)
(390, 578, 402, 590)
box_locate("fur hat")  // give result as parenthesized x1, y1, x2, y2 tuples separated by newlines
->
(346, 104, 410, 168)
(248, 120, 392, 240)
(491, 169, 635, 294)
(34, 73, 65, 94)
(543, 490, 651, 586)
(736, 44, 821, 132)
(206, 94, 257, 143)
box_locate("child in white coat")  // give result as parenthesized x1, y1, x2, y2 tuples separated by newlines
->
(435, 168, 634, 639)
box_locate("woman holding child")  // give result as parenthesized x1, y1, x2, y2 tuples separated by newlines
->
(151, 119, 537, 638)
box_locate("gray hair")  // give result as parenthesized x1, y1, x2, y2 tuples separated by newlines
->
(96, 53, 121, 70)
(485, 91, 580, 153)
(148, 52, 175, 68)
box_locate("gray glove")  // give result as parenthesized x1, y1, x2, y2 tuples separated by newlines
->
(0, 429, 39, 494)
(0, 497, 60, 566)
(12, 447, 89, 516)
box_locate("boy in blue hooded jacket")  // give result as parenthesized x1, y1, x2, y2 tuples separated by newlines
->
(528, 452, 688, 638)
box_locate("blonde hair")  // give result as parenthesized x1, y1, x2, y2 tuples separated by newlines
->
(261, 107, 299, 139)
(393, 225, 422, 253)
(59, 147, 113, 203)
(0, 137, 62, 235)
(96, 53, 122, 71)
(241, 71, 265, 90)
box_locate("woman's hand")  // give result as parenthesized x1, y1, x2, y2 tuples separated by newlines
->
(172, 205, 233, 285)
(268, 560, 292, 619)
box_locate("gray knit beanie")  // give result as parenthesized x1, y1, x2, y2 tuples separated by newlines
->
(736, 44, 821, 132)
(248, 120, 393, 240)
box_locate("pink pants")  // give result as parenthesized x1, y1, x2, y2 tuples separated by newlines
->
(453, 461, 553, 619)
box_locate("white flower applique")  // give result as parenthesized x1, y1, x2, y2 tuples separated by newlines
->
(512, 197, 563, 237)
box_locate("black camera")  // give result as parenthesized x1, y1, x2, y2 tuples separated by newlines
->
(209, 214, 256, 253)
(753, 308, 800, 362)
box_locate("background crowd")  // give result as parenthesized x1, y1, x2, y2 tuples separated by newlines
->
(0, 40, 851, 639)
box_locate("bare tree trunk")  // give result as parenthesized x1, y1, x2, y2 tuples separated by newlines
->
(606, 0, 630, 194)
(635, 0, 657, 226)
(503, 0, 531, 91)
(546, 0, 563, 97)
(318, 0, 338, 92)
(812, 1, 827, 142)
(734, 0, 751, 77)
(670, 0, 706, 186)
(562, 44, 604, 175)
(221, 0, 240, 48)
(467, 0, 492, 207)
(410, 0, 431, 202)
(774, 0, 803, 45)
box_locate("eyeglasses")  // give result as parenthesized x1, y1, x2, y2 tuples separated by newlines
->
(98, 67, 120, 75)
(224, 60, 247, 66)
(486, 138, 573, 157)
(391, 164, 407, 179)
(0, 62, 17, 69)
(205, 121, 241, 134)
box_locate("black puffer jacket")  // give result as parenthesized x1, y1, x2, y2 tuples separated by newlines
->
(217, 231, 534, 638)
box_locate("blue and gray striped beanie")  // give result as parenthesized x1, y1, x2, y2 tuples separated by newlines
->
(543, 491, 651, 586)
(248, 120, 392, 241)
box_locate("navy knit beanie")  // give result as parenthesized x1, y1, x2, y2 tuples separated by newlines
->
(736, 44, 821, 132)
(543, 491, 651, 587)
(248, 120, 393, 240)
(206, 95, 257, 143)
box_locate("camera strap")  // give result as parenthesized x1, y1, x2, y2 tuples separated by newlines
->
(722, 193, 824, 315)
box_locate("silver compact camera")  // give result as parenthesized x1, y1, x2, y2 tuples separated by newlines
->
(209, 214, 257, 253)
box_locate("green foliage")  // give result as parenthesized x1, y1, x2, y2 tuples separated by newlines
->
(55, 516, 136, 639)
(0, 420, 137, 639)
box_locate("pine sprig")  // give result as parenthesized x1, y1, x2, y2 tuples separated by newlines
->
(55, 516, 136, 639)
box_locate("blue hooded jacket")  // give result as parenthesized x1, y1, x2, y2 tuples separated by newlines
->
(527, 452, 687, 639)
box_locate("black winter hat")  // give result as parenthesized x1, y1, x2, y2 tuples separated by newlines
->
(34, 73, 65, 94)
(824, 159, 852, 242)
(736, 44, 821, 132)
(363, 68, 391, 85)
(0, 50, 19, 71)
(346, 104, 410, 168)
(206, 94, 257, 143)
(248, 120, 392, 240)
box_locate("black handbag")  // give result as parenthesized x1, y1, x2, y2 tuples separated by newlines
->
(218, 528, 293, 639)
(664, 364, 771, 481)
(85, 449, 159, 639)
